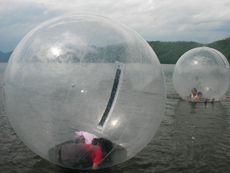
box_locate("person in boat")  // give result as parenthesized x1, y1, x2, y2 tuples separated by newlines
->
(59, 137, 113, 170)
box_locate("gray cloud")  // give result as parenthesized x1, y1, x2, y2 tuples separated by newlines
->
(0, 1, 63, 52)
(0, 0, 230, 52)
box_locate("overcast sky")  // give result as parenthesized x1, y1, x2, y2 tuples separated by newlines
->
(0, 0, 230, 52)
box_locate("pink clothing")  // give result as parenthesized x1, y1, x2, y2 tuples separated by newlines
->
(76, 131, 98, 144)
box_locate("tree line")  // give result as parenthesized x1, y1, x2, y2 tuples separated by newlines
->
(1, 37, 230, 64)
(147, 37, 230, 64)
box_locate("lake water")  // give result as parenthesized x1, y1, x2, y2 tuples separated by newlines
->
(1, 63, 230, 172)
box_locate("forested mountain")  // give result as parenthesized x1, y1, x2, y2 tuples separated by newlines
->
(206, 37, 230, 63)
(1, 37, 230, 64)
(0, 51, 12, 62)
(148, 37, 230, 64)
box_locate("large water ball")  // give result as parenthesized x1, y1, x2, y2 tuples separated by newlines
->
(4, 14, 166, 170)
(173, 47, 229, 101)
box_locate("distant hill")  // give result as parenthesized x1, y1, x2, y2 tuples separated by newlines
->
(148, 37, 230, 64)
(1, 37, 230, 64)
(206, 37, 230, 62)
(0, 51, 12, 62)
(148, 41, 203, 64)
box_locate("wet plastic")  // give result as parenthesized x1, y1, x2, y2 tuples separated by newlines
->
(4, 14, 166, 170)
(173, 47, 229, 101)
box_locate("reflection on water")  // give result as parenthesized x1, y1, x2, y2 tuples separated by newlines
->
(1, 63, 230, 172)
(167, 101, 230, 172)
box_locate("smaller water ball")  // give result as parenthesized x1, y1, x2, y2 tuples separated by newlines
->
(173, 47, 229, 101)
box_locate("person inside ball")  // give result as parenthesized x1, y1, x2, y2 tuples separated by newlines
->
(187, 88, 198, 101)
(59, 137, 113, 170)
(75, 131, 98, 144)
(197, 92, 207, 102)
(197, 92, 215, 103)
(73, 135, 86, 144)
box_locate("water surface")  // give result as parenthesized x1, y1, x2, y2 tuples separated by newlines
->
(1, 63, 230, 172)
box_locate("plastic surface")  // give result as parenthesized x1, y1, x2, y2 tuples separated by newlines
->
(173, 47, 229, 101)
(4, 14, 166, 169)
